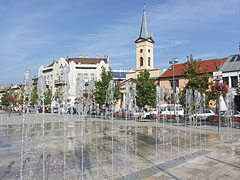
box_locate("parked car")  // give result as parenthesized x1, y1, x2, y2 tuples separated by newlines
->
(207, 110, 240, 124)
(188, 109, 215, 121)
(115, 109, 132, 119)
(220, 110, 240, 117)
(132, 109, 152, 119)
(151, 104, 184, 119)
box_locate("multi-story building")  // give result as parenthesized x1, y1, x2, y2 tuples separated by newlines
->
(38, 55, 109, 106)
(213, 54, 240, 96)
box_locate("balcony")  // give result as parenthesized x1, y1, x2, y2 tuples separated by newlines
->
(54, 79, 66, 85)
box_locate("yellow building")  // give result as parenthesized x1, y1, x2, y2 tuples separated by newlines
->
(157, 58, 227, 109)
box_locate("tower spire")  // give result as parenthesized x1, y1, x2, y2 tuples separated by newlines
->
(139, 3, 149, 39)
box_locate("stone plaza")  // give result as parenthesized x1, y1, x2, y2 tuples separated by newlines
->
(0, 113, 239, 180)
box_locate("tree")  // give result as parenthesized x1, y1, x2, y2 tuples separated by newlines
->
(17, 87, 24, 105)
(55, 86, 63, 107)
(44, 88, 53, 105)
(136, 70, 156, 110)
(31, 85, 38, 106)
(179, 54, 212, 108)
(210, 82, 228, 101)
(94, 67, 120, 107)
(1, 92, 10, 106)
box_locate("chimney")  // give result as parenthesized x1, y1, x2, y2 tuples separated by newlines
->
(86, 55, 88, 58)
(96, 55, 99, 59)
(79, 55, 83, 58)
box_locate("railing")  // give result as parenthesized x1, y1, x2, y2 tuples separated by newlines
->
(54, 79, 65, 85)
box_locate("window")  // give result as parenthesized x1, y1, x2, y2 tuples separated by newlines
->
(223, 77, 229, 85)
(204, 110, 211, 113)
(91, 73, 95, 79)
(169, 79, 179, 89)
(148, 49, 150, 53)
(229, 56, 236, 62)
(84, 73, 88, 80)
(140, 57, 143, 66)
(148, 57, 151, 66)
(236, 56, 240, 61)
(140, 49, 143, 53)
(231, 76, 238, 88)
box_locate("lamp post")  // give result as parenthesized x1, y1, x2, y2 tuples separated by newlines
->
(169, 57, 178, 115)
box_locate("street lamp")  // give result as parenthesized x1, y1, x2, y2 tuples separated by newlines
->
(169, 57, 178, 115)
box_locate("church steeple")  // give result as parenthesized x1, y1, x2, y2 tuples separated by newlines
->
(135, 4, 154, 71)
(139, 4, 150, 39)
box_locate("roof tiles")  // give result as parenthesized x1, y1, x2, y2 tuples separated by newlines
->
(161, 58, 227, 78)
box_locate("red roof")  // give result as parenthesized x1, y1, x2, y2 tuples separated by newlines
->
(68, 58, 108, 64)
(47, 62, 55, 67)
(161, 58, 227, 78)
(46, 57, 108, 67)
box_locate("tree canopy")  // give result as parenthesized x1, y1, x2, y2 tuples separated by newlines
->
(44, 88, 53, 105)
(94, 67, 120, 107)
(136, 70, 156, 109)
(31, 85, 38, 106)
(0, 92, 10, 106)
(179, 54, 212, 108)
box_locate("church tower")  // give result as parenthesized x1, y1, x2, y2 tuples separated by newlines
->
(135, 4, 154, 71)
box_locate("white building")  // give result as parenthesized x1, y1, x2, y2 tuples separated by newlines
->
(38, 55, 109, 106)
(213, 54, 240, 96)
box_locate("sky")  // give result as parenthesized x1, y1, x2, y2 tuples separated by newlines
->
(0, 0, 239, 86)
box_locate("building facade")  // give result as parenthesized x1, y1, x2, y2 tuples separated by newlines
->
(38, 55, 109, 106)
(214, 54, 240, 96)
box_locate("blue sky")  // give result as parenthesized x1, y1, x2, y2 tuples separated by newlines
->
(0, 0, 239, 86)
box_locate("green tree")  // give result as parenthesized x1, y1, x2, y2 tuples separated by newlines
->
(55, 86, 63, 106)
(1, 92, 10, 106)
(179, 54, 212, 108)
(136, 70, 156, 110)
(31, 85, 38, 106)
(94, 67, 120, 107)
(44, 88, 53, 105)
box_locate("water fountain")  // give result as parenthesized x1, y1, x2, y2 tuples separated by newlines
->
(37, 75, 47, 180)
(20, 69, 33, 180)
(61, 64, 70, 180)
(105, 80, 115, 179)
(175, 87, 180, 159)
(1, 68, 240, 180)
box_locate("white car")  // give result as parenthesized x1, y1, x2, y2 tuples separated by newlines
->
(190, 109, 215, 121)
(220, 110, 240, 118)
(132, 109, 155, 119)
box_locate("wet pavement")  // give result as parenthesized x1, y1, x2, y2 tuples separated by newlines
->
(0, 113, 239, 179)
